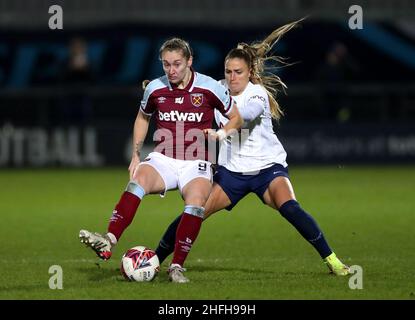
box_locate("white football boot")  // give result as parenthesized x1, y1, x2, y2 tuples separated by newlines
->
(168, 264, 189, 283)
(79, 229, 113, 260)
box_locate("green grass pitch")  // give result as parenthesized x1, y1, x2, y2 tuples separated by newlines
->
(0, 166, 414, 300)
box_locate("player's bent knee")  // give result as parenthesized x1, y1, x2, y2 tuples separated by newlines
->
(278, 199, 300, 217)
(134, 164, 163, 188)
(183, 189, 210, 207)
(184, 205, 205, 218)
(133, 174, 161, 194)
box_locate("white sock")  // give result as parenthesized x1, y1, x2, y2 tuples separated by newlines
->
(106, 232, 117, 246)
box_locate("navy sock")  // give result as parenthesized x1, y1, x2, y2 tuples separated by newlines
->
(155, 213, 182, 264)
(278, 200, 332, 259)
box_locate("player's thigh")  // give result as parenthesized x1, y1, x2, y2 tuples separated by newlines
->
(203, 183, 232, 220)
(133, 164, 166, 194)
(263, 176, 296, 209)
(179, 160, 213, 205)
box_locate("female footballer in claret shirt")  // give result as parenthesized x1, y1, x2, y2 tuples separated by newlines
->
(79, 38, 243, 283)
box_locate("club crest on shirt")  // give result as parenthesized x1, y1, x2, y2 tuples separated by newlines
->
(190, 93, 203, 107)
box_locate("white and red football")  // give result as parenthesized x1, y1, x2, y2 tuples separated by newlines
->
(120, 246, 160, 282)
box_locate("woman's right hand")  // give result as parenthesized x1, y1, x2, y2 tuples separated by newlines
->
(128, 154, 140, 180)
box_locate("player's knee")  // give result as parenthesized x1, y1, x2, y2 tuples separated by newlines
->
(133, 174, 146, 187)
(185, 192, 209, 207)
(183, 205, 205, 218)
(278, 199, 301, 217)
(132, 173, 157, 193)
(132, 165, 163, 191)
(159, 239, 172, 250)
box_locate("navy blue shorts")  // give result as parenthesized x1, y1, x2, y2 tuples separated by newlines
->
(213, 163, 289, 211)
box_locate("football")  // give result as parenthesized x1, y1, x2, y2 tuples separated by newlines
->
(120, 246, 160, 282)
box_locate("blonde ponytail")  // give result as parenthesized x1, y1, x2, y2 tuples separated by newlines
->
(226, 18, 304, 120)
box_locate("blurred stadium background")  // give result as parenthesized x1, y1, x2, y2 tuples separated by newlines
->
(1, 0, 414, 167)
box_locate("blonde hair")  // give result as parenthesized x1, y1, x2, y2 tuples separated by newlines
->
(225, 18, 304, 120)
